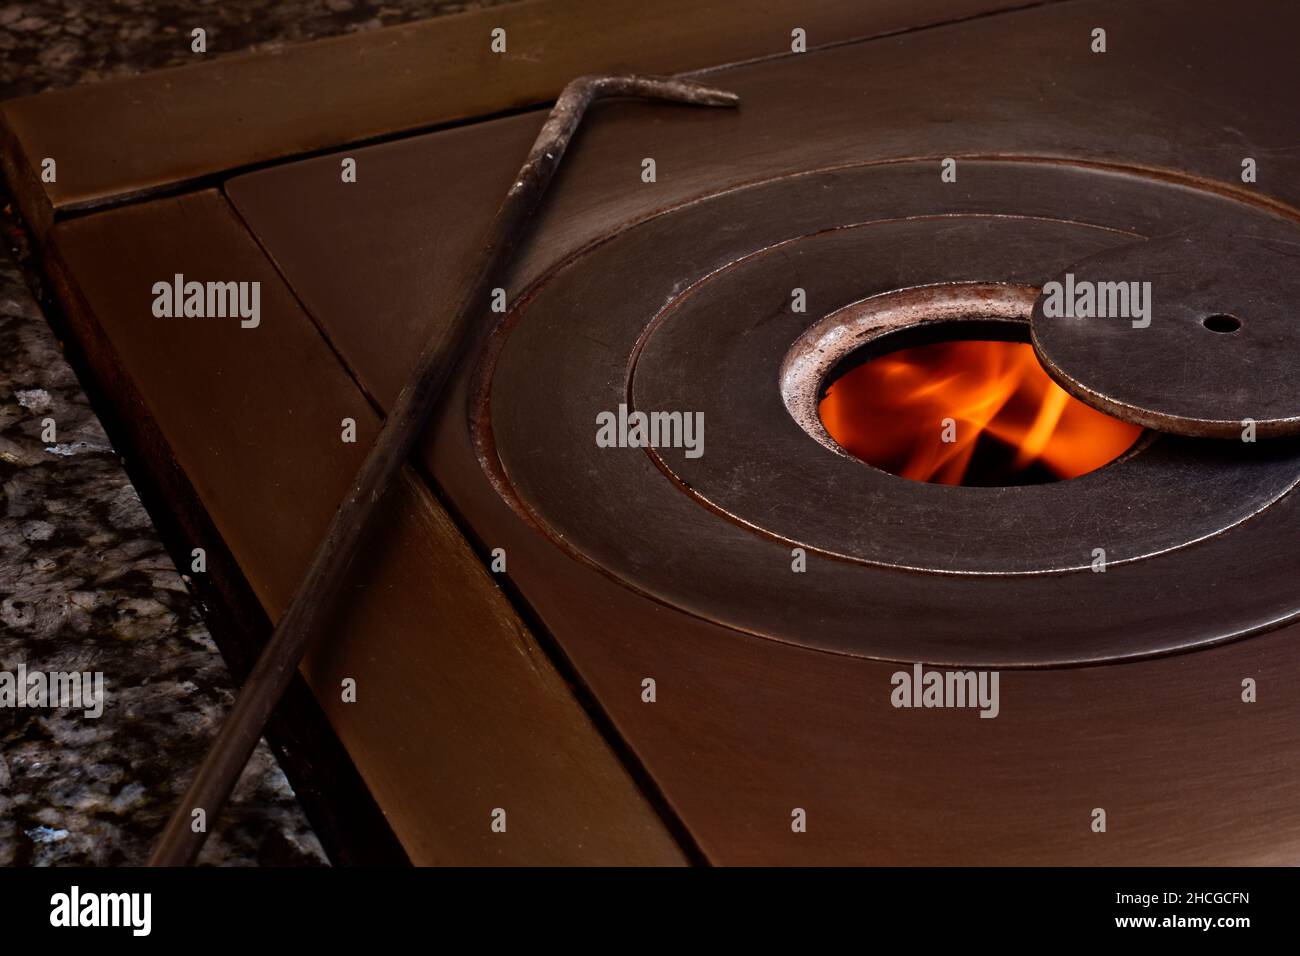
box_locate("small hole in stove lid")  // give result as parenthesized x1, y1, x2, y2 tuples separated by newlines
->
(1202, 313, 1242, 334)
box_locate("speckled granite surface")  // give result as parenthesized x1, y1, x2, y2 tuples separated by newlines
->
(1, 0, 517, 867)
(0, 247, 327, 865)
(0, 0, 519, 97)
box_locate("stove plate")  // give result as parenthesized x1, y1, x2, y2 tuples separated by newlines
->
(484, 159, 1300, 664)
(25, 0, 1300, 865)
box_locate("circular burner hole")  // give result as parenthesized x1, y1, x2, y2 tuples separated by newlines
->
(780, 284, 1145, 488)
(818, 332, 1143, 486)
(1202, 313, 1242, 334)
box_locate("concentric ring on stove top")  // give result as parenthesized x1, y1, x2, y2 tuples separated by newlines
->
(632, 225, 1300, 574)
(479, 159, 1300, 665)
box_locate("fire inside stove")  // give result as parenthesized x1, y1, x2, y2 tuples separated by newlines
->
(819, 339, 1143, 486)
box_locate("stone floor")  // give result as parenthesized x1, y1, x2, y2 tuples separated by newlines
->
(0, 0, 517, 867)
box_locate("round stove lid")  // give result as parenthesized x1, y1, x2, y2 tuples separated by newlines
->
(1030, 231, 1300, 439)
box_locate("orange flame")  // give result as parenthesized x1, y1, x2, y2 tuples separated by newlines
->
(819, 340, 1142, 486)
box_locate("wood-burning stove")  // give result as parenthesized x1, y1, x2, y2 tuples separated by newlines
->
(4, 0, 1299, 865)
